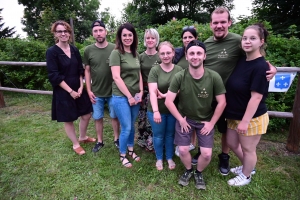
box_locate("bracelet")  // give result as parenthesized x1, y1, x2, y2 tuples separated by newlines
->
(128, 96, 133, 99)
(153, 110, 159, 113)
(69, 90, 73, 94)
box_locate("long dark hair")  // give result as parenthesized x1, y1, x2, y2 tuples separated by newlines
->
(115, 22, 138, 57)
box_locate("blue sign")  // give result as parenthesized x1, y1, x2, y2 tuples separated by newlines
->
(274, 74, 291, 89)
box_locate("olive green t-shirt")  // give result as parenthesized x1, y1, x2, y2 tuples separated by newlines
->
(139, 52, 160, 82)
(176, 56, 189, 69)
(169, 68, 226, 121)
(83, 43, 115, 97)
(109, 50, 140, 97)
(204, 32, 243, 84)
(147, 64, 182, 114)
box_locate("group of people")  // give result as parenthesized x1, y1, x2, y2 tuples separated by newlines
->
(46, 6, 277, 190)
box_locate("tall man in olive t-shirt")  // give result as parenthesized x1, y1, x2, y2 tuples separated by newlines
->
(191, 7, 277, 175)
(84, 20, 119, 153)
(165, 40, 226, 190)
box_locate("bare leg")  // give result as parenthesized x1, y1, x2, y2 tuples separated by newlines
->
(78, 113, 91, 140)
(226, 128, 243, 162)
(95, 118, 104, 143)
(64, 122, 80, 149)
(112, 118, 120, 141)
(178, 146, 192, 169)
(197, 147, 212, 172)
(239, 135, 261, 177)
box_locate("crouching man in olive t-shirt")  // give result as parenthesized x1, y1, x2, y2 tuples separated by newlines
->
(165, 40, 226, 190)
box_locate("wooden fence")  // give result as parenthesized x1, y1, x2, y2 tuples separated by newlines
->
(0, 61, 300, 152)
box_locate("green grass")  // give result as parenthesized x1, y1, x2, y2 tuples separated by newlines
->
(1, 92, 300, 200)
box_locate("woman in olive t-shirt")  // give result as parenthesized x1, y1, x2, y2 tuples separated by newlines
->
(110, 23, 143, 168)
(137, 28, 160, 152)
(147, 41, 182, 171)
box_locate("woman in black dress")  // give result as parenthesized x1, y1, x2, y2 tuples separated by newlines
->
(46, 20, 95, 155)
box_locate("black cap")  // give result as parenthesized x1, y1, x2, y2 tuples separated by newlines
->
(186, 40, 206, 53)
(91, 20, 106, 29)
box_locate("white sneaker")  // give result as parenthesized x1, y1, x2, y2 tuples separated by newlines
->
(175, 146, 180, 157)
(230, 165, 256, 175)
(228, 173, 251, 186)
(189, 144, 195, 151)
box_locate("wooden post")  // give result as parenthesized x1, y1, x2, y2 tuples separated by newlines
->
(70, 18, 75, 46)
(0, 82, 5, 108)
(286, 74, 300, 152)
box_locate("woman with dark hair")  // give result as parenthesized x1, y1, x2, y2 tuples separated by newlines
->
(174, 26, 198, 156)
(46, 20, 95, 155)
(110, 22, 143, 168)
(174, 26, 198, 69)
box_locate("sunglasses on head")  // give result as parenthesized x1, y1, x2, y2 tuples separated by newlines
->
(182, 25, 195, 30)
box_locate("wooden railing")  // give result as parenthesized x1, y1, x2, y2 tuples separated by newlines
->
(0, 61, 300, 152)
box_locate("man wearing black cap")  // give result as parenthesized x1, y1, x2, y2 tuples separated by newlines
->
(165, 40, 226, 190)
(84, 20, 120, 153)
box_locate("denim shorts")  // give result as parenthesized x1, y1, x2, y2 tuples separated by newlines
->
(92, 97, 117, 120)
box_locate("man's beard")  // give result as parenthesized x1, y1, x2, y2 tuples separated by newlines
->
(96, 37, 105, 43)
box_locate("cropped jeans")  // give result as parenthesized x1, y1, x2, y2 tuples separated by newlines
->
(112, 95, 140, 154)
(147, 111, 176, 160)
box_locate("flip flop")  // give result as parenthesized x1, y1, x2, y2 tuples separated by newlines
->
(73, 146, 85, 155)
(79, 137, 96, 143)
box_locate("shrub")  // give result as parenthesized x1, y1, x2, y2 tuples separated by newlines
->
(0, 37, 49, 90)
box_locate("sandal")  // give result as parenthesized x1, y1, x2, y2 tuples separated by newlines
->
(128, 149, 141, 162)
(120, 155, 132, 168)
(79, 136, 96, 143)
(167, 159, 176, 170)
(156, 160, 163, 171)
(73, 146, 85, 155)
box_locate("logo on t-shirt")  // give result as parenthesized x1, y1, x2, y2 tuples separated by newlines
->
(136, 58, 140, 67)
(197, 88, 209, 98)
(152, 60, 159, 67)
(218, 49, 228, 59)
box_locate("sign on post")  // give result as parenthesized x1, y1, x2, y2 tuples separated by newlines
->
(268, 72, 297, 92)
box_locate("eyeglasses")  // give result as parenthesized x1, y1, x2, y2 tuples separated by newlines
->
(182, 26, 195, 30)
(56, 30, 69, 34)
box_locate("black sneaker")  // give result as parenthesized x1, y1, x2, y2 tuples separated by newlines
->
(218, 153, 230, 175)
(114, 139, 119, 149)
(92, 142, 104, 153)
(194, 171, 206, 190)
(192, 152, 201, 165)
(178, 169, 193, 186)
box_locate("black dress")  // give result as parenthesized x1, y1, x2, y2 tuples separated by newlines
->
(46, 44, 92, 122)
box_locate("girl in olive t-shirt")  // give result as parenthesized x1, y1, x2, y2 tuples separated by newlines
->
(147, 41, 182, 171)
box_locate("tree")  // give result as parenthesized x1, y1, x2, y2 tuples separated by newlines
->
(0, 8, 16, 38)
(121, 0, 234, 29)
(18, 0, 100, 44)
(252, 0, 300, 37)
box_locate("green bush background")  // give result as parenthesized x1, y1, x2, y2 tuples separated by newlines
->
(0, 19, 299, 131)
